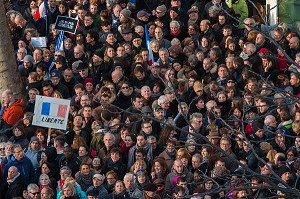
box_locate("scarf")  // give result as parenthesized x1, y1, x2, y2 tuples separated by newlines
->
(165, 150, 176, 159)
(7, 172, 20, 184)
(80, 172, 93, 186)
(170, 29, 182, 38)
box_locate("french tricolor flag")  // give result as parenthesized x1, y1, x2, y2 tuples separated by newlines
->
(34, 0, 47, 20)
(144, 25, 154, 66)
(41, 102, 67, 118)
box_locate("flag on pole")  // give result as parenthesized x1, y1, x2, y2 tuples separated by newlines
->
(34, 0, 47, 20)
(55, 31, 64, 52)
(144, 25, 154, 66)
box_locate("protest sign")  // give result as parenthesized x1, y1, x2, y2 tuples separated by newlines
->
(32, 95, 70, 130)
(31, 37, 47, 48)
(54, 16, 79, 34)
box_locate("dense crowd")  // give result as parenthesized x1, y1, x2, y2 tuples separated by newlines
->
(1, 0, 300, 198)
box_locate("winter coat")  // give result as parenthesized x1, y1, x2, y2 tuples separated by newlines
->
(59, 155, 81, 177)
(2, 99, 24, 126)
(56, 185, 87, 199)
(4, 156, 36, 186)
(86, 185, 109, 198)
(8, 135, 29, 149)
(5, 174, 26, 199)
(75, 172, 95, 192)
(106, 191, 130, 199)
(101, 158, 127, 180)
(25, 147, 43, 170)
(158, 150, 175, 171)
(127, 143, 153, 170)
(165, 166, 193, 196)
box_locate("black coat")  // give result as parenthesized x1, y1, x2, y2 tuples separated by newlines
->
(5, 174, 27, 199)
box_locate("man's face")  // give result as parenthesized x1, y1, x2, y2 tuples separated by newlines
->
(290, 74, 300, 86)
(122, 33, 132, 42)
(295, 138, 300, 148)
(218, 67, 228, 78)
(63, 70, 73, 82)
(63, 148, 72, 159)
(1, 93, 11, 105)
(192, 157, 201, 169)
(74, 48, 83, 59)
(142, 123, 152, 134)
(51, 77, 60, 86)
(77, 9, 86, 20)
(155, 28, 163, 40)
(174, 161, 184, 174)
(223, 29, 232, 37)
(83, 107, 92, 118)
(111, 152, 120, 162)
(104, 135, 114, 147)
(200, 21, 208, 32)
(141, 88, 151, 99)
(258, 102, 269, 113)
(160, 100, 170, 110)
(133, 98, 144, 109)
(132, 38, 142, 47)
(159, 51, 169, 62)
(7, 167, 17, 179)
(33, 50, 42, 62)
(170, 23, 179, 33)
(113, 5, 122, 17)
(220, 140, 231, 152)
(31, 141, 39, 150)
(43, 86, 53, 97)
(256, 34, 265, 45)
(137, 135, 146, 147)
(29, 188, 40, 199)
(79, 68, 88, 78)
(154, 110, 164, 120)
(106, 34, 115, 44)
(124, 177, 134, 189)
(117, 47, 125, 57)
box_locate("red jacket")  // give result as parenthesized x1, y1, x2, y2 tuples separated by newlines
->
(2, 99, 24, 126)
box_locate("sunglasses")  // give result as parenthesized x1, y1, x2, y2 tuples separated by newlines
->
(122, 86, 129, 89)
(0, 148, 5, 151)
(30, 192, 40, 195)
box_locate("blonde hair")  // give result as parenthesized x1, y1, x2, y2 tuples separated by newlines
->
(266, 149, 277, 163)
(130, 160, 147, 173)
(62, 182, 76, 196)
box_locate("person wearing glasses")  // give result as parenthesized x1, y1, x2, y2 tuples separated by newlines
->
(27, 183, 40, 199)
(4, 144, 36, 186)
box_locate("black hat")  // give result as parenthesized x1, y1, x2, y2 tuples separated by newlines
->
(54, 55, 66, 64)
(87, 189, 99, 196)
(278, 166, 290, 177)
(170, 6, 179, 14)
(77, 62, 88, 70)
(144, 183, 158, 192)
(50, 69, 60, 78)
(132, 32, 141, 40)
(246, 107, 258, 114)
(122, 28, 132, 34)
(94, 49, 104, 58)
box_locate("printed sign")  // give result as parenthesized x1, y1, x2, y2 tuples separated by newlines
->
(54, 16, 79, 34)
(31, 37, 47, 48)
(32, 95, 70, 130)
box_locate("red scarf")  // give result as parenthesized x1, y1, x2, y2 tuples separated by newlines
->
(170, 29, 182, 38)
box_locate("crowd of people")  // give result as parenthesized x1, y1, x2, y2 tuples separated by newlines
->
(1, 0, 300, 198)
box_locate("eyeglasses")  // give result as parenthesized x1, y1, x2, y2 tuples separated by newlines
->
(0, 148, 5, 151)
(122, 86, 129, 89)
(30, 192, 40, 195)
(155, 10, 162, 14)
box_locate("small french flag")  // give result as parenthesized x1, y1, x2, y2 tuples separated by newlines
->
(34, 0, 47, 20)
(144, 25, 154, 66)
(41, 102, 67, 118)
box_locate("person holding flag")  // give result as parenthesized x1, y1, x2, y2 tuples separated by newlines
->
(144, 24, 155, 67)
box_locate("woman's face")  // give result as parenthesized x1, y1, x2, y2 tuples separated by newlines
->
(201, 148, 209, 158)
(107, 48, 115, 58)
(13, 127, 22, 137)
(137, 174, 146, 183)
(234, 108, 242, 118)
(187, 143, 196, 152)
(58, 4, 66, 14)
(64, 42, 72, 50)
(41, 164, 50, 174)
(205, 181, 213, 190)
(115, 182, 125, 193)
(107, 174, 116, 185)
(134, 163, 144, 171)
(63, 187, 73, 197)
(124, 135, 133, 147)
(37, 132, 45, 143)
(218, 94, 226, 102)
(81, 165, 90, 176)
(92, 158, 101, 168)
(43, 53, 51, 62)
(173, 63, 182, 72)
(121, 84, 130, 94)
(166, 143, 175, 153)
(181, 158, 188, 166)
(85, 82, 94, 92)
(120, 130, 129, 141)
(151, 44, 159, 53)
(201, 38, 209, 47)
(40, 177, 49, 186)
(196, 99, 204, 109)
(154, 161, 162, 173)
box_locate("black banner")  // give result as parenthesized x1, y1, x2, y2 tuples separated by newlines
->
(54, 16, 79, 34)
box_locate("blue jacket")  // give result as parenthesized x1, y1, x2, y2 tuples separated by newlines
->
(4, 156, 36, 186)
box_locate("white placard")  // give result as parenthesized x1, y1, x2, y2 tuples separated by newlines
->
(31, 37, 47, 48)
(32, 95, 70, 130)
